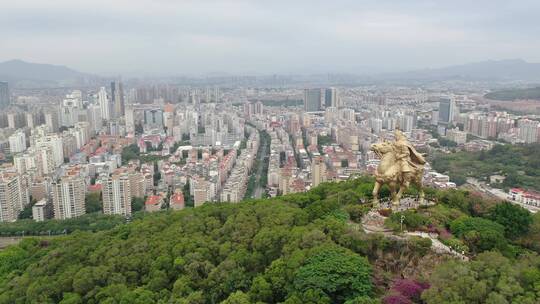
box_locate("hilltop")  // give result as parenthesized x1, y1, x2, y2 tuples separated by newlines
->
(0, 59, 99, 88)
(0, 176, 539, 303)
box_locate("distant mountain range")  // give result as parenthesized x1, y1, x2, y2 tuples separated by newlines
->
(382, 59, 540, 82)
(1, 58, 540, 88)
(0, 59, 100, 88)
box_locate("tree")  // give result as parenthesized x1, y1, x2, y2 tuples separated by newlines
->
(131, 197, 145, 212)
(449, 217, 507, 253)
(18, 198, 37, 220)
(221, 291, 250, 304)
(488, 201, 532, 239)
(85, 192, 102, 213)
(422, 251, 539, 304)
(520, 212, 540, 253)
(294, 246, 372, 302)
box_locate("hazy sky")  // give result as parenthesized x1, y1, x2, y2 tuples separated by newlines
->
(1, 0, 539, 76)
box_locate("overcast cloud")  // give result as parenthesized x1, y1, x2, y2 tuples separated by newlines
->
(1, 0, 539, 76)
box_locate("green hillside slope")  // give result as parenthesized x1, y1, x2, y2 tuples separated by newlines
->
(1, 177, 539, 304)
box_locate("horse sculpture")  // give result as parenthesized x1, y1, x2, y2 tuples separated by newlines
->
(370, 140, 425, 207)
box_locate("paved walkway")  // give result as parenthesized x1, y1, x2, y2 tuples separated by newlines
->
(356, 198, 469, 261)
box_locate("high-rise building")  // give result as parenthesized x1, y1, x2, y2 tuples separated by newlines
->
(0, 173, 28, 222)
(32, 199, 53, 222)
(438, 97, 456, 125)
(518, 119, 539, 144)
(8, 130, 26, 154)
(52, 176, 86, 220)
(111, 81, 125, 118)
(304, 89, 322, 112)
(97, 87, 110, 121)
(311, 156, 327, 187)
(101, 173, 132, 216)
(324, 87, 339, 108)
(144, 109, 164, 127)
(87, 104, 103, 133)
(44, 111, 59, 133)
(0, 82, 9, 109)
(34, 134, 64, 167)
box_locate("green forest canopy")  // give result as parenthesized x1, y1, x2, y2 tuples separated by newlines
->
(1, 176, 540, 304)
(430, 143, 540, 191)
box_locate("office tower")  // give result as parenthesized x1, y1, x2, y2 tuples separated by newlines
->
(8, 130, 26, 154)
(52, 176, 86, 219)
(144, 109, 164, 127)
(87, 104, 103, 133)
(111, 81, 125, 118)
(0, 173, 27, 222)
(26, 113, 35, 129)
(311, 156, 327, 187)
(431, 110, 439, 125)
(44, 111, 59, 133)
(0, 82, 9, 109)
(97, 87, 110, 120)
(438, 97, 455, 124)
(254, 101, 264, 115)
(101, 173, 132, 216)
(304, 88, 322, 112)
(125, 105, 135, 133)
(324, 87, 338, 108)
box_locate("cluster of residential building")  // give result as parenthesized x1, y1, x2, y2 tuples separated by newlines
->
(1, 80, 538, 223)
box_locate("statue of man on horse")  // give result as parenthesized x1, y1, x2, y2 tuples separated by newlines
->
(370, 129, 426, 207)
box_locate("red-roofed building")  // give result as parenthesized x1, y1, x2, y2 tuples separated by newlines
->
(170, 192, 185, 211)
(145, 195, 164, 212)
(508, 188, 540, 207)
(88, 184, 102, 193)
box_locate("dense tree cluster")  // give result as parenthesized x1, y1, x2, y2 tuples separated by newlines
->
(1, 176, 539, 303)
(423, 251, 540, 303)
(0, 177, 385, 303)
(430, 143, 540, 190)
(0, 213, 125, 236)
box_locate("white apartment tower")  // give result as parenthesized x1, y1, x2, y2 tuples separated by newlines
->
(98, 87, 110, 121)
(52, 176, 86, 219)
(101, 174, 132, 216)
(311, 156, 327, 187)
(0, 173, 28, 222)
(8, 130, 26, 154)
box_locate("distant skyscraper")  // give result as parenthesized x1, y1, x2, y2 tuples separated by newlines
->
(438, 97, 455, 125)
(324, 87, 338, 108)
(98, 87, 110, 120)
(304, 88, 322, 112)
(111, 81, 125, 118)
(0, 82, 9, 109)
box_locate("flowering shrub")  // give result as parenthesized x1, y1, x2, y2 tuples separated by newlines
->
(382, 294, 412, 304)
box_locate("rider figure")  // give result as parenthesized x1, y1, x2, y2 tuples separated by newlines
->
(393, 129, 416, 181)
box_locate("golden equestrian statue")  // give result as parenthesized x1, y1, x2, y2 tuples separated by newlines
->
(370, 130, 426, 207)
